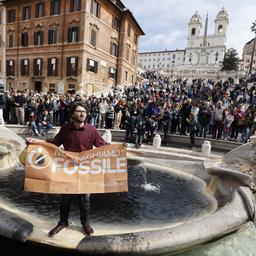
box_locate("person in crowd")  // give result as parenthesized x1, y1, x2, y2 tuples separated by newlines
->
(187, 113, 199, 146)
(28, 111, 40, 136)
(14, 90, 26, 125)
(212, 101, 224, 139)
(162, 106, 172, 145)
(134, 110, 146, 149)
(0, 85, 6, 125)
(38, 109, 53, 136)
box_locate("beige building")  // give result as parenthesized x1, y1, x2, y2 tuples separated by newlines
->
(0, 2, 6, 88)
(2, 0, 144, 94)
(243, 38, 256, 74)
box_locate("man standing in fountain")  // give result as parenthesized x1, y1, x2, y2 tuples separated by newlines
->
(31, 102, 108, 236)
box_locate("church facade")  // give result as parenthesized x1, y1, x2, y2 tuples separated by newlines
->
(139, 8, 229, 79)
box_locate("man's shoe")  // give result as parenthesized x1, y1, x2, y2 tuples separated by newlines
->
(82, 223, 94, 236)
(48, 222, 68, 237)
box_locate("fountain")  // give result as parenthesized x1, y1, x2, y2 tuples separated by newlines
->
(0, 125, 255, 255)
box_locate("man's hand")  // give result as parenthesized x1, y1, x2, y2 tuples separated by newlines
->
(25, 137, 33, 146)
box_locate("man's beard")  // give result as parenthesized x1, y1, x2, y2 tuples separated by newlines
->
(73, 116, 86, 123)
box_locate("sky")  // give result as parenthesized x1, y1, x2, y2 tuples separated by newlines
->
(122, 0, 256, 57)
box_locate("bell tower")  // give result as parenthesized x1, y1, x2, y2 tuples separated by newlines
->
(215, 7, 229, 36)
(188, 11, 202, 38)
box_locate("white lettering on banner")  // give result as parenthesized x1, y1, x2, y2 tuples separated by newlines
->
(52, 157, 65, 173)
(79, 160, 90, 174)
(83, 149, 121, 160)
(90, 159, 102, 174)
(63, 159, 78, 175)
(50, 157, 126, 175)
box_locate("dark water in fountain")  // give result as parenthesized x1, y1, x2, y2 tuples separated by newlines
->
(0, 165, 213, 229)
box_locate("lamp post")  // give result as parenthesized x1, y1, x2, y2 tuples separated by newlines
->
(249, 21, 256, 75)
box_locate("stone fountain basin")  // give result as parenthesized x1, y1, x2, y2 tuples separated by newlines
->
(0, 141, 254, 255)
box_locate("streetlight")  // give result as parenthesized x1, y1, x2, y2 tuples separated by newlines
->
(249, 20, 256, 75)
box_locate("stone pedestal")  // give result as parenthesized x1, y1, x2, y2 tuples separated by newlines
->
(153, 134, 161, 149)
(202, 140, 211, 156)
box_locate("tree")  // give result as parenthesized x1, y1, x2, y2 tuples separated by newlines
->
(221, 48, 240, 72)
(249, 20, 256, 75)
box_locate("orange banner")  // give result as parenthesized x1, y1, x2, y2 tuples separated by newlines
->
(24, 140, 128, 194)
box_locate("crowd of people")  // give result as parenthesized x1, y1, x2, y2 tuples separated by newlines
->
(0, 71, 256, 146)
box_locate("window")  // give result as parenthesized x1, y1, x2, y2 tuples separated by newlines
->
(49, 84, 56, 92)
(48, 58, 58, 76)
(68, 27, 79, 43)
(86, 58, 98, 73)
(215, 52, 219, 62)
(67, 57, 78, 76)
(218, 25, 223, 33)
(33, 58, 43, 76)
(131, 51, 136, 65)
(127, 24, 131, 37)
(21, 32, 29, 47)
(70, 0, 81, 12)
(7, 9, 16, 23)
(91, 0, 100, 18)
(126, 45, 130, 61)
(22, 6, 31, 20)
(109, 67, 116, 79)
(34, 31, 44, 45)
(48, 29, 57, 44)
(125, 71, 128, 81)
(173, 54, 176, 59)
(112, 16, 120, 32)
(134, 33, 138, 44)
(50, 0, 61, 16)
(90, 29, 97, 47)
(110, 42, 118, 57)
(6, 60, 15, 76)
(21, 59, 29, 76)
(191, 28, 196, 36)
(35, 3, 45, 18)
(68, 84, 76, 94)
(9, 33, 14, 48)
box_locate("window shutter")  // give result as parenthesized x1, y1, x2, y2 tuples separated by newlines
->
(42, 3, 45, 16)
(28, 7, 31, 19)
(70, 0, 73, 12)
(26, 59, 30, 76)
(58, 0, 61, 14)
(95, 61, 98, 73)
(34, 32, 36, 45)
(50, 1, 54, 15)
(86, 58, 90, 71)
(40, 59, 43, 76)
(12, 60, 15, 76)
(68, 28, 72, 42)
(90, 0, 93, 14)
(77, 28, 80, 42)
(21, 60, 24, 76)
(48, 30, 51, 44)
(55, 58, 58, 76)
(98, 3, 101, 18)
(75, 57, 78, 76)
(40, 31, 44, 45)
(47, 58, 51, 76)
(66, 57, 70, 76)
(33, 59, 36, 75)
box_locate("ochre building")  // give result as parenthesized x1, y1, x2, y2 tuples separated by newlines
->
(2, 0, 144, 94)
(243, 38, 256, 74)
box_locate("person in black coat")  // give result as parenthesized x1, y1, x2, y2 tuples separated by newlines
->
(0, 85, 6, 125)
